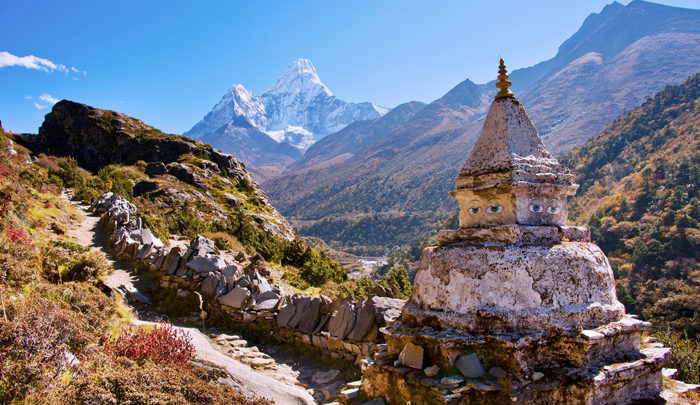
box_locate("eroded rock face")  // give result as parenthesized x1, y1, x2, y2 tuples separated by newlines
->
(405, 242, 624, 333)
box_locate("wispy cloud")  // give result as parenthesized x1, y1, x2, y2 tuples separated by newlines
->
(27, 93, 60, 110)
(39, 93, 59, 104)
(0, 51, 87, 78)
(0, 51, 59, 71)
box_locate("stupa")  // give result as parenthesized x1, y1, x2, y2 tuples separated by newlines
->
(360, 60, 670, 404)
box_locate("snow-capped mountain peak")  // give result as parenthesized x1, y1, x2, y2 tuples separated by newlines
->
(185, 59, 386, 168)
(265, 58, 332, 97)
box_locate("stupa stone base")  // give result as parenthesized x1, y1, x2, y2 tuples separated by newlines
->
(360, 316, 670, 404)
(407, 239, 625, 334)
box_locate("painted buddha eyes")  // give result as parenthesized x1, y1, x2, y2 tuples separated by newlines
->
(529, 204, 559, 214)
(487, 205, 503, 213)
(468, 205, 503, 215)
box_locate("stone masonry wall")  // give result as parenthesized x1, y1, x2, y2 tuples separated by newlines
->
(91, 192, 405, 363)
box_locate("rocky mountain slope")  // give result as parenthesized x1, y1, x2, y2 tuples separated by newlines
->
(28, 99, 295, 242)
(560, 71, 700, 337)
(264, 0, 700, 255)
(287, 101, 426, 172)
(184, 59, 386, 169)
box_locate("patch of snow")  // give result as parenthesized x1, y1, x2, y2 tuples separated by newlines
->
(373, 103, 389, 115)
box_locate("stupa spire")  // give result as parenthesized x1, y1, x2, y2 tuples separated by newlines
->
(494, 58, 514, 99)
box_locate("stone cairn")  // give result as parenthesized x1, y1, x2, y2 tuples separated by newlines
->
(359, 60, 670, 404)
(90, 191, 405, 366)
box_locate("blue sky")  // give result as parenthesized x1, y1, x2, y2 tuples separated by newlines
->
(1, 0, 698, 134)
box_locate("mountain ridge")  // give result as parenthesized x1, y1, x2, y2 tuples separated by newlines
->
(264, 0, 700, 255)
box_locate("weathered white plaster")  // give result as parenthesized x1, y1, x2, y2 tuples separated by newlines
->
(407, 242, 624, 333)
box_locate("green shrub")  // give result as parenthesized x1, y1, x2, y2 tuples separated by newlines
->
(42, 248, 111, 284)
(381, 264, 413, 299)
(170, 204, 210, 237)
(205, 231, 243, 252)
(0, 230, 39, 287)
(48, 238, 89, 253)
(282, 238, 312, 267)
(97, 165, 146, 201)
(51, 158, 104, 203)
(0, 296, 95, 403)
(32, 282, 117, 336)
(298, 250, 346, 287)
(654, 328, 700, 384)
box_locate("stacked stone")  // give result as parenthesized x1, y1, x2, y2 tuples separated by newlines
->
(91, 191, 405, 363)
(360, 61, 670, 405)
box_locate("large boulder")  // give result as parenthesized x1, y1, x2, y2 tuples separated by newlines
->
(145, 161, 167, 176)
(314, 313, 331, 334)
(455, 353, 485, 378)
(186, 255, 227, 273)
(298, 297, 322, 333)
(328, 302, 356, 339)
(277, 296, 297, 327)
(323, 296, 351, 314)
(254, 297, 280, 311)
(347, 299, 377, 341)
(129, 228, 164, 248)
(219, 287, 250, 309)
(222, 264, 243, 288)
(398, 342, 424, 369)
(201, 273, 225, 296)
(370, 296, 406, 327)
(133, 180, 159, 197)
(169, 163, 206, 188)
(288, 296, 311, 329)
(189, 235, 218, 257)
(162, 247, 183, 275)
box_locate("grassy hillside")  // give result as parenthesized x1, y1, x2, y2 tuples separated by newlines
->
(561, 70, 700, 337)
(0, 126, 269, 403)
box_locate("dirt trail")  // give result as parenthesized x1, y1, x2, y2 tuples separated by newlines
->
(62, 194, 317, 404)
(63, 195, 149, 294)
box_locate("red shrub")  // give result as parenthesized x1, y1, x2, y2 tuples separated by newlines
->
(39, 184, 58, 195)
(0, 165, 16, 178)
(5, 228, 32, 246)
(10, 153, 27, 164)
(105, 322, 195, 368)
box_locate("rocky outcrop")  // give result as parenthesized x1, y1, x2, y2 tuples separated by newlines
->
(35, 100, 249, 179)
(91, 191, 405, 365)
(29, 99, 295, 241)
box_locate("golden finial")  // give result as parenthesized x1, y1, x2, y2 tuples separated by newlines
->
(495, 58, 515, 100)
